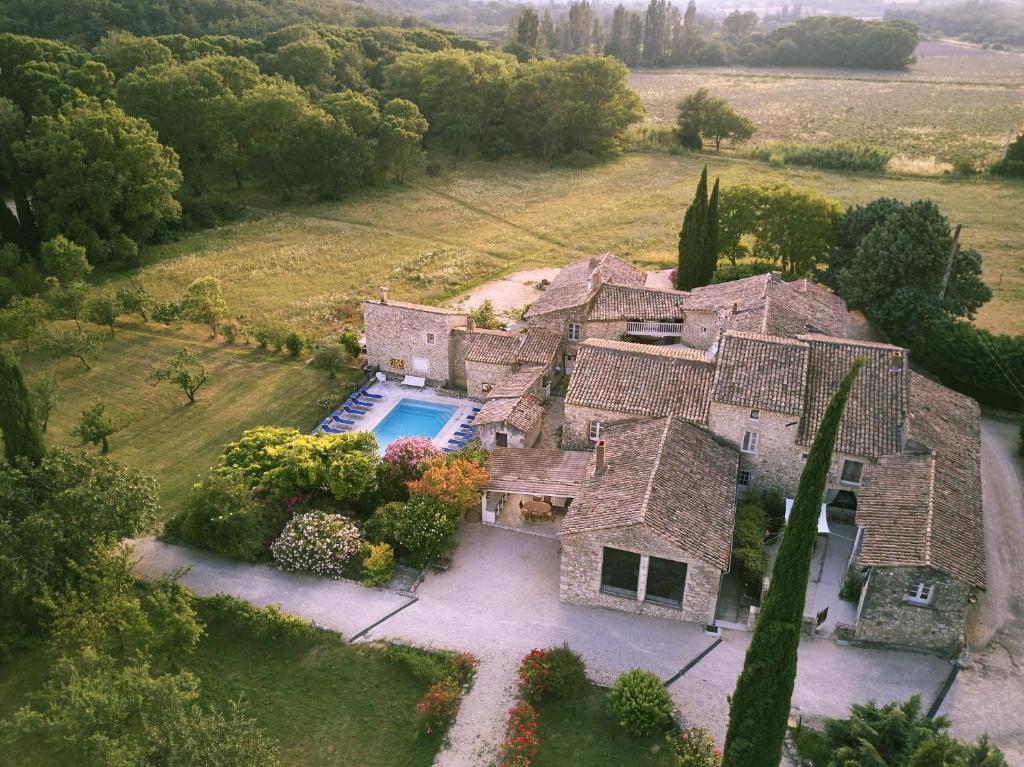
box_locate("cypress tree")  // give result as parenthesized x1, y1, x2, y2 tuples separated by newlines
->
(676, 166, 708, 290)
(0, 350, 45, 465)
(704, 176, 720, 284)
(722, 358, 865, 767)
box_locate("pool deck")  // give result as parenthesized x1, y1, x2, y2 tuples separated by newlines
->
(334, 380, 479, 451)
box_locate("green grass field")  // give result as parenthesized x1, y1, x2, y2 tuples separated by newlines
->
(629, 41, 1024, 167)
(0, 601, 445, 767)
(533, 684, 675, 766)
(18, 321, 362, 520)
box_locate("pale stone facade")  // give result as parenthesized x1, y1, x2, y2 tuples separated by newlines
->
(362, 300, 467, 385)
(854, 566, 971, 656)
(562, 403, 648, 450)
(465, 360, 516, 399)
(559, 525, 723, 624)
(476, 419, 540, 450)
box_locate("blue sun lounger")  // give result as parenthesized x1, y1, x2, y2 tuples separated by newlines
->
(321, 424, 347, 434)
(448, 438, 467, 447)
(470, 407, 481, 413)
(359, 387, 383, 400)
(442, 447, 455, 453)
(343, 405, 367, 416)
(350, 396, 375, 408)
(330, 415, 356, 426)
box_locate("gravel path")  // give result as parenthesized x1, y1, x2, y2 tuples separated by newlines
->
(433, 655, 518, 767)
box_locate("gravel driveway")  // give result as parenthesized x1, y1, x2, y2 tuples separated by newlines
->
(939, 414, 1024, 764)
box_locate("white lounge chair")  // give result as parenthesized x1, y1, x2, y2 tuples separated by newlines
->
(375, 372, 387, 384)
(401, 375, 426, 387)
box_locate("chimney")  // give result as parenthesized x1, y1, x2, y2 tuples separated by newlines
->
(466, 316, 476, 331)
(801, 278, 809, 293)
(731, 302, 738, 315)
(595, 439, 607, 475)
(380, 286, 388, 304)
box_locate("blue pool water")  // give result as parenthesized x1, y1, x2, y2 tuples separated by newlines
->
(372, 399, 457, 450)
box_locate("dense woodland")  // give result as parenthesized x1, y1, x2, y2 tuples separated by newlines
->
(887, 0, 1024, 49)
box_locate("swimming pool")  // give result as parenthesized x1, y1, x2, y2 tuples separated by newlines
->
(372, 399, 457, 450)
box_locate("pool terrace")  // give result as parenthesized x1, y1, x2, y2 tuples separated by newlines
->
(316, 380, 478, 452)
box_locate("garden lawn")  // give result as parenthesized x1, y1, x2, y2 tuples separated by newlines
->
(0, 602, 445, 767)
(533, 684, 675, 767)
(129, 154, 1024, 336)
(15, 320, 363, 520)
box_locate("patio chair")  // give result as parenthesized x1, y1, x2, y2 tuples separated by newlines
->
(401, 375, 426, 387)
(321, 424, 347, 434)
(350, 396, 375, 408)
(375, 372, 387, 384)
(359, 387, 383, 400)
(342, 405, 367, 416)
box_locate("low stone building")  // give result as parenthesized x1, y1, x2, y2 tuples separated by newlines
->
(473, 394, 544, 450)
(461, 327, 560, 398)
(562, 339, 715, 449)
(560, 417, 739, 624)
(852, 374, 985, 656)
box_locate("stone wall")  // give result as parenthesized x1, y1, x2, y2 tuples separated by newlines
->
(680, 309, 720, 350)
(465, 360, 516, 399)
(362, 301, 466, 385)
(582, 319, 626, 342)
(561, 403, 653, 450)
(854, 566, 971, 656)
(526, 306, 586, 369)
(559, 525, 723, 624)
(448, 328, 474, 389)
(476, 420, 539, 450)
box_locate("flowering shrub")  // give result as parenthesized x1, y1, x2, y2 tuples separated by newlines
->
(407, 456, 490, 515)
(450, 653, 478, 687)
(360, 542, 395, 586)
(668, 727, 722, 767)
(499, 700, 539, 767)
(606, 668, 674, 735)
(270, 511, 362, 578)
(414, 679, 461, 736)
(383, 437, 440, 482)
(393, 494, 460, 568)
(517, 649, 551, 703)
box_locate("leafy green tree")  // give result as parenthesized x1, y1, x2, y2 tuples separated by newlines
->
(116, 281, 151, 321)
(92, 31, 173, 78)
(164, 472, 269, 562)
(829, 198, 992, 342)
(0, 349, 45, 465)
(72, 401, 128, 454)
(180, 276, 227, 335)
(376, 98, 428, 183)
(393, 494, 460, 568)
(677, 166, 709, 290)
(28, 375, 58, 432)
(339, 327, 362, 357)
(0, 295, 48, 351)
(45, 279, 90, 323)
(720, 184, 840, 277)
(16, 98, 182, 265)
(0, 447, 157, 647)
(44, 325, 104, 370)
(311, 345, 351, 379)
(321, 90, 381, 137)
(149, 347, 210, 404)
(509, 7, 541, 48)
(82, 288, 123, 337)
(270, 35, 336, 93)
(722, 359, 863, 767)
(40, 234, 91, 283)
(676, 88, 755, 151)
(468, 299, 504, 329)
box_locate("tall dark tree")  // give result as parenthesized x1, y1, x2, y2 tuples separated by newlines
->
(722, 358, 864, 767)
(0, 349, 45, 465)
(704, 176, 720, 283)
(676, 166, 709, 290)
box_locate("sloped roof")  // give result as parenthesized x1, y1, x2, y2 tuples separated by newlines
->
(712, 332, 810, 415)
(561, 418, 738, 571)
(857, 374, 985, 588)
(524, 254, 646, 318)
(484, 448, 592, 497)
(518, 328, 561, 365)
(464, 328, 560, 367)
(797, 336, 908, 457)
(487, 367, 544, 399)
(362, 299, 467, 316)
(565, 339, 714, 424)
(589, 283, 689, 321)
(474, 394, 544, 434)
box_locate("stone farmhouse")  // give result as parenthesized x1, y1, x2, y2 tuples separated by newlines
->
(361, 254, 985, 656)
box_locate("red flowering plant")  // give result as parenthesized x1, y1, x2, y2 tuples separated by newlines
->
(414, 678, 461, 737)
(667, 726, 722, 767)
(450, 652, 478, 687)
(499, 700, 539, 767)
(517, 648, 551, 702)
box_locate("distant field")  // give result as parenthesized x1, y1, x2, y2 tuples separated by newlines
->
(629, 41, 1024, 166)
(133, 154, 1024, 336)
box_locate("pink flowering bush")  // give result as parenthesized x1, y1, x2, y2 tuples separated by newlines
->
(270, 511, 362, 578)
(414, 679, 461, 736)
(383, 437, 440, 482)
(499, 700, 539, 767)
(517, 648, 551, 703)
(667, 727, 722, 767)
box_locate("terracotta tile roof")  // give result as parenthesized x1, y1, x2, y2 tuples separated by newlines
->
(465, 328, 560, 366)
(589, 284, 689, 321)
(565, 340, 715, 424)
(561, 417, 738, 570)
(857, 374, 985, 589)
(797, 335, 908, 457)
(361, 299, 466, 316)
(487, 368, 544, 399)
(524, 253, 645, 318)
(712, 332, 810, 415)
(474, 394, 544, 434)
(484, 448, 592, 497)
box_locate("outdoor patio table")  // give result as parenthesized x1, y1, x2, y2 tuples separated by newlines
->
(523, 500, 553, 519)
